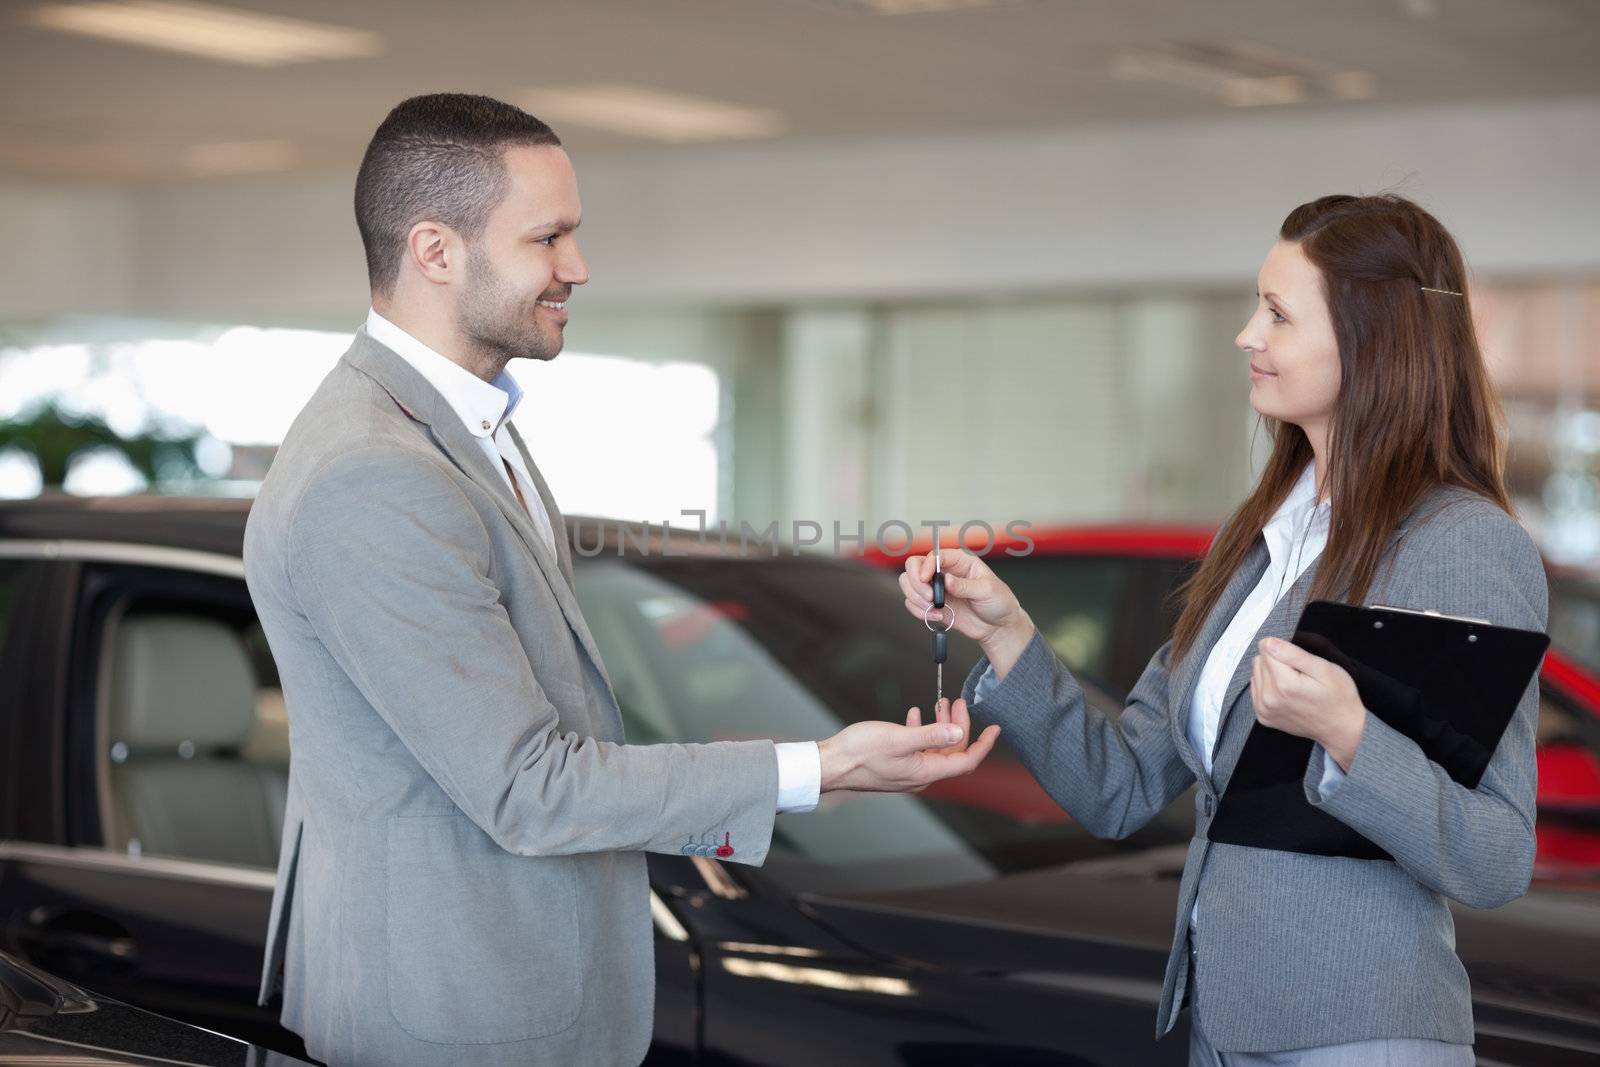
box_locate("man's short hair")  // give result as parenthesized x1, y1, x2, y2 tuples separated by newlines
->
(355, 93, 561, 296)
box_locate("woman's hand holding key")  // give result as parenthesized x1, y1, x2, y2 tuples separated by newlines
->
(900, 549, 1037, 681)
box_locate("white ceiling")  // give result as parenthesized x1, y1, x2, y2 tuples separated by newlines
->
(1, 0, 1597, 181)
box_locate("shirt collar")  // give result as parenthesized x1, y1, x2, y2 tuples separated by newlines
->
(1273, 461, 1321, 522)
(1264, 461, 1330, 554)
(365, 308, 523, 439)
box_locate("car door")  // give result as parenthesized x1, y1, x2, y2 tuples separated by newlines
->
(0, 544, 308, 1060)
(0, 551, 73, 846)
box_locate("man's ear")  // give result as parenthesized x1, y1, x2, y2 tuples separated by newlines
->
(406, 221, 457, 286)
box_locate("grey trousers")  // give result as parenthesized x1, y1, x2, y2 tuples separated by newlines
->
(1186, 940, 1475, 1066)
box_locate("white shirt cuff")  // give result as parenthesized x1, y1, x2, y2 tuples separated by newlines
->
(775, 741, 821, 814)
(974, 663, 1001, 702)
(1316, 744, 1347, 797)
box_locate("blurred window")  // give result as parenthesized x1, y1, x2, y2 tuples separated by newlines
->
(0, 328, 721, 514)
(508, 354, 721, 523)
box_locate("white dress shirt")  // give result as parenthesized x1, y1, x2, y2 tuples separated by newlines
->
(975, 461, 1344, 904)
(365, 310, 821, 814)
(366, 309, 557, 552)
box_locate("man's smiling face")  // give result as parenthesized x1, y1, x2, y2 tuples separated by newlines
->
(457, 144, 589, 365)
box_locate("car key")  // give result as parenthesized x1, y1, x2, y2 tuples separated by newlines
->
(922, 542, 957, 713)
(932, 542, 946, 707)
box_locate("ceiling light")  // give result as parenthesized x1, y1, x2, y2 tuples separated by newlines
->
(1220, 76, 1307, 108)
(0, 140, 162, 178)
(791, 0, 1013, 13)
(1113, 42, 1375, 108)
(1327, 70, 1378, 100)
(518, 85, 785, 143)
(28, 1, 384, 66)
(181, 139, 299, 177)
(854, 0, 997, 12)
(1112, 50, 1238, 96)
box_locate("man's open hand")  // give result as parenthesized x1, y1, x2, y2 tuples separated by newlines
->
(818, 698, 1001, 793)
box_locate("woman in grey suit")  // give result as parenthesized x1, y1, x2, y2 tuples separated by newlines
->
(899, 194, 1544, 1065)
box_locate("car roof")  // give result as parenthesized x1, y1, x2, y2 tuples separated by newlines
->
(0, 494, 254, 556)
(0, 494, 825, 562)
(854, 522, 1217, 566)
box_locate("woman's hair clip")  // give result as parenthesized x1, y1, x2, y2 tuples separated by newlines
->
(1420, 286, 1464, 297)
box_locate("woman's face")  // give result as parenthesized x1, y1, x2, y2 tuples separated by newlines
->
(1236, 240, 1342, 435)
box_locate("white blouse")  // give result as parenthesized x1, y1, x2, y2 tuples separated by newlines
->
(1188, 461, 1335, 784)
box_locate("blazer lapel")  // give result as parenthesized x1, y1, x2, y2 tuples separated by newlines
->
(1166, 537, 1270, 780)
(506, 423, 577, 592)
(1207, 554, 1323, 782)
(502, 422, 616, 698)
(343, 331, 612, 693)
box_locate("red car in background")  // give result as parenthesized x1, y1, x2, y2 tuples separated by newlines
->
(859, 523, 1600, 882)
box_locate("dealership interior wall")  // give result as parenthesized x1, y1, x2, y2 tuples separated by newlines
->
(2, 92, 1597, 545)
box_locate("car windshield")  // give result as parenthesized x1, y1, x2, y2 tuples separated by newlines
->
(572, 555, 1193, 897)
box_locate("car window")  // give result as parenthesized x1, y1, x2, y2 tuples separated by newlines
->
(81, 568, 287, 869)
(984, 554, 1194, 697)
(574, 556, 1194, 896)
(985, 555, 1125, 689)
(68, 552, 1195, 889)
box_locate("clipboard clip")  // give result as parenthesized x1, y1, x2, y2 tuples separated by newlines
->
(1368, 603, 1492, 626)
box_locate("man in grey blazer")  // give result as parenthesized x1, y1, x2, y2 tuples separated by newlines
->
(244, 93, 999, 1067)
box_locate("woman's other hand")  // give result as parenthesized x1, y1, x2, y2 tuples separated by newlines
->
(1250, 637, 1367, 771)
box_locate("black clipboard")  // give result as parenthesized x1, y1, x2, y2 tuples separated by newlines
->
(1206, 600, 1549, 860)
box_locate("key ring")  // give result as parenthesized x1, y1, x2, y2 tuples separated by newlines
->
(923, 603, 958, 633)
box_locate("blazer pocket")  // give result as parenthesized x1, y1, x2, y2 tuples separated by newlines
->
(386, 814, 583, 1045)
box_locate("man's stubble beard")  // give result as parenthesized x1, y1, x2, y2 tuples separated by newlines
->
(459, 243, 563, 368)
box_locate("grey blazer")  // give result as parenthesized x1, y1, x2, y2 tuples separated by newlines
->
(244, 330, 781, 1066)
(963, 485, 1547, 1053)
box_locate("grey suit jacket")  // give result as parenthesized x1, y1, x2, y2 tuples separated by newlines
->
(963, 485, 1547, 1053)
(244, 330, 781, 1066)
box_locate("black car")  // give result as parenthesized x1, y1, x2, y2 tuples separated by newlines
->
(1, 946, 310, 1064)
(1, 496, 1597, 1066)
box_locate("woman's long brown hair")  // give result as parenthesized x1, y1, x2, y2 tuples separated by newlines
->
(1167, 194, 1510, 666)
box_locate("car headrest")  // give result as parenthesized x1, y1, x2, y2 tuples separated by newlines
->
(109, 614, 257, 754)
